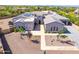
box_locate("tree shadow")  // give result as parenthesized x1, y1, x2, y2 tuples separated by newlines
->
(31, 40, 40, 44)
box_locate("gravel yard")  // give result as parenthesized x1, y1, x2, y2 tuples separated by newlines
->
(45, 35, 74, 46)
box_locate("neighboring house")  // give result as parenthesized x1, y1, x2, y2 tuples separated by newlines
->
(44, 15, 64, 32)
(74, 9, 79, 15)
(12, 13, 35, 31)
(74, 9, 79, 18)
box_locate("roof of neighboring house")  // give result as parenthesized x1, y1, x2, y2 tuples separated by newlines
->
(44, 15, 64, 24)
(13, 12, 35, 23)
(74, 9, 79, 13)
(32, 11, 48, 16)
(32, 11, 56, 16)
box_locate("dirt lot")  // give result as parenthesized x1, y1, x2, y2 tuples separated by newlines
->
(45, 35, 74, 46)
(0, 18, 12, 30)
(5, 32, 44, 54)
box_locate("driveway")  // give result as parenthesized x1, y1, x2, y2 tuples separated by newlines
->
(65, 25, 79, 48)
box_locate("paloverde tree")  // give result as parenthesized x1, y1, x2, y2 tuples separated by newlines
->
(60, 35, 68, 39)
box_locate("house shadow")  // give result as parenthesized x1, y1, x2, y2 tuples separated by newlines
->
(0, 28, 12, 54)
(64, 28, 71, 34)
(33, 23, 40, 31)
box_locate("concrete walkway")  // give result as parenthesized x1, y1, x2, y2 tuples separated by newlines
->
(40, 25, 46, 50)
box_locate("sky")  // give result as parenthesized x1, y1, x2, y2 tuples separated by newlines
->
(0, 0, 79, 6)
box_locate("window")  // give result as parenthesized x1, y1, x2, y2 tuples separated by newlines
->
(51, 27, 52, 31)
(53, 27, 55, 31)
(53, 26, 58, 31)
(56, 27, 58, 31)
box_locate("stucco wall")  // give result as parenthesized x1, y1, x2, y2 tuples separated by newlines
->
(14, 21, 34, 31)
(14, 22, 24, 28)
(24, 22, 34, 30)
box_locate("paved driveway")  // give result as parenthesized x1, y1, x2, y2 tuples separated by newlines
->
(65, 25, 79, 48)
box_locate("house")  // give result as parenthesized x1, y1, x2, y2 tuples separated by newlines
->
(12, 11, 71, 32)
(44, 15, 65, 32)
(12, 13, 35, 31)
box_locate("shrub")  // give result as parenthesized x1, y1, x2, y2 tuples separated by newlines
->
(60, 35, 68, 39)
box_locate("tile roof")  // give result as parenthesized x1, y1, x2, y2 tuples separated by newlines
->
(13, 11, 68, 25)
(44, 15, 64, 24)
(13, 12, 35, 23)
